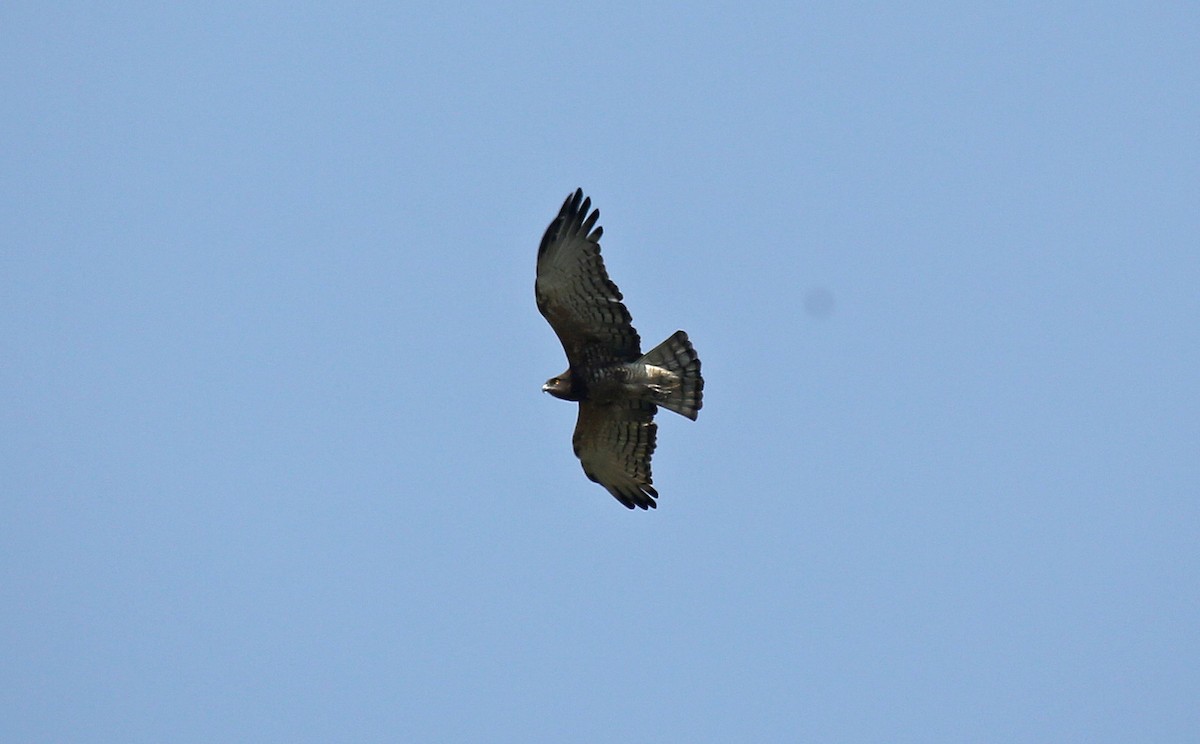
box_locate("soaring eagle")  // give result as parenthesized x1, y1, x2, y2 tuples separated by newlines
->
(536, 188, 703, 509)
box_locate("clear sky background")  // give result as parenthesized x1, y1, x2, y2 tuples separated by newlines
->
(3, 3, 1197, 742)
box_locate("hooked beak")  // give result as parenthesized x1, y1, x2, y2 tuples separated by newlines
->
(541, 383, 552, 393)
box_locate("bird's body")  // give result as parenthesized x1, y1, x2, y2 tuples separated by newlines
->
(535, 189, 703, 509)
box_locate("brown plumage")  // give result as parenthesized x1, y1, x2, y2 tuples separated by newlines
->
(536, 188, 703, 509)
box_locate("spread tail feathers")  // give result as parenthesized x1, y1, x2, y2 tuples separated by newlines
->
(640, 330, 703, 420)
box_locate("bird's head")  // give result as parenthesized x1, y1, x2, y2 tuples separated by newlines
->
(542, 372, 580, 401)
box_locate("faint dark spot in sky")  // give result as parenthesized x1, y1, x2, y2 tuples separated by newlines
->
(803, 287, 835, 319)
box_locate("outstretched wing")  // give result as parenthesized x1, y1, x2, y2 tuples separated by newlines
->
(536, 189, 642, 370)
(573, 399, 659, 509)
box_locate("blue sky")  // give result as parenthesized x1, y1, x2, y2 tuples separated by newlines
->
(3, 2, 1197, 741)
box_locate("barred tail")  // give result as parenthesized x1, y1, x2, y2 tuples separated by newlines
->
(640, 330, 703, 420)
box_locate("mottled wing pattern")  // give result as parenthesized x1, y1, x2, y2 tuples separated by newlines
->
(535, 189, 642, 369)
(573, 399, 659, 509)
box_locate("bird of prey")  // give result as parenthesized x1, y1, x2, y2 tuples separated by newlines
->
(536, 188, 703, 509)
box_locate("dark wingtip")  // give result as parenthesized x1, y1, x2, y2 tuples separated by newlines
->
(610, 485, 659, 510)
(559, 188, 583, 220)
(558, 188, 604, 245)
